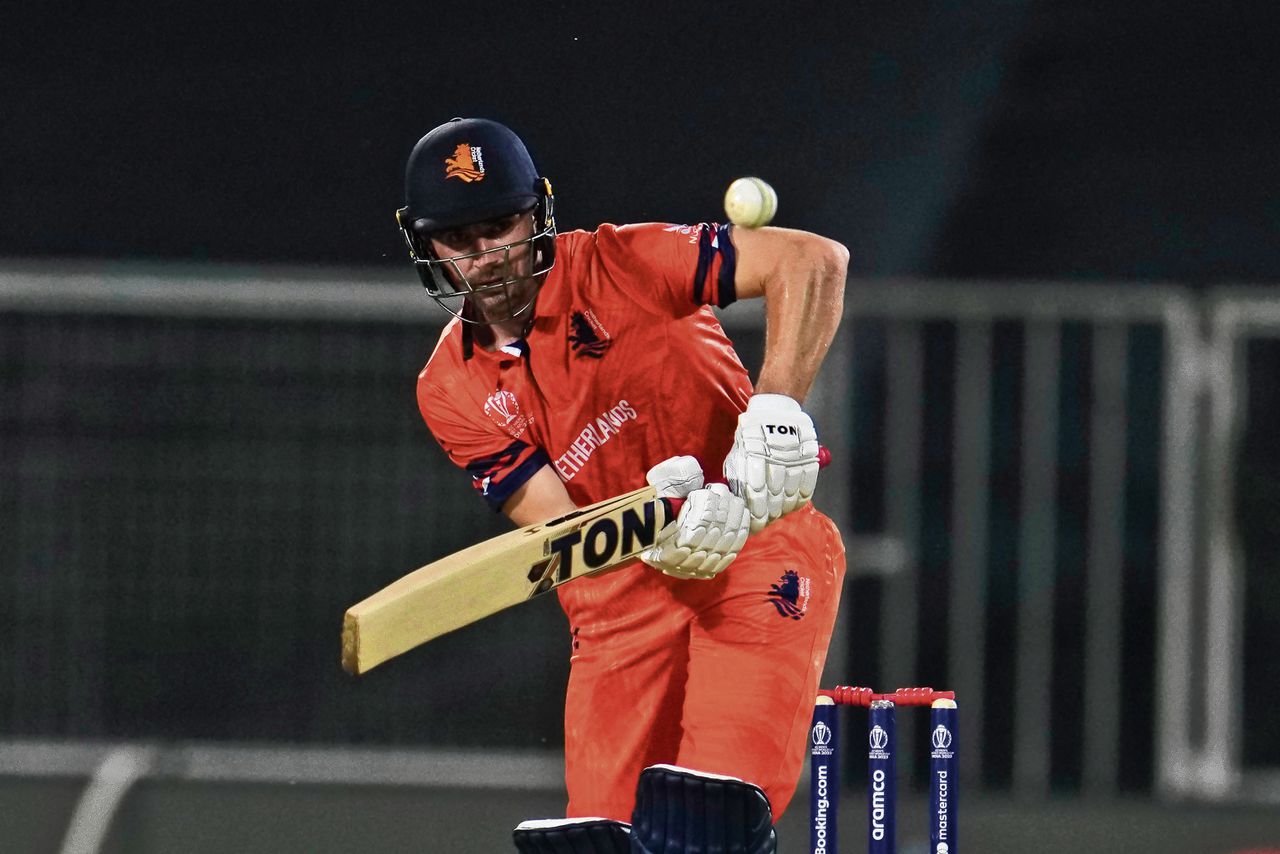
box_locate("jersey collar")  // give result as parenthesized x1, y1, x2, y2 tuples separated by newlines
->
(461, 263, 565, 362)
(498, 340, 529, 359)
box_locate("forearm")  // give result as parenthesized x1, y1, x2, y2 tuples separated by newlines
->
(753, 233, 848, 402)
(502, 464, 579, 527)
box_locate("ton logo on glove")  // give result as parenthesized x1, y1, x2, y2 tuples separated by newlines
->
(723, 394, 823, 533)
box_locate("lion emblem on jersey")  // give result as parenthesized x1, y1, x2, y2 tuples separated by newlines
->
(568, 309, 613, 358)
(766, 570, 811, 620)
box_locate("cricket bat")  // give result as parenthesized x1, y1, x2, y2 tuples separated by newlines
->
(341, 486, 677, 675)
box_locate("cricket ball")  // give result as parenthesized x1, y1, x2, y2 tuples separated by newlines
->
(723, 177, 777, 228)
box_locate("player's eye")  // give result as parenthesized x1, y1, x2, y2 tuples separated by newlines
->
(436, 229, 468, 249)
(487, 215, 519, 238)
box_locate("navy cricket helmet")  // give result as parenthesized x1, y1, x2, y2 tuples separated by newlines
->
(395, 118, 556, 321)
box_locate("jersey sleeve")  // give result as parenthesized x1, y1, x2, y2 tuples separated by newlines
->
(417, 380, 550, 512)
(593, 222, 738, 317)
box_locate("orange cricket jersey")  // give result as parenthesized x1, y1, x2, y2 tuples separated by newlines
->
(418, 220, 750, 515)
(418, 222, 846, 820)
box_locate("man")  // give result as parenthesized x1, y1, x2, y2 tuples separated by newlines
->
(398, 117, 848, 840)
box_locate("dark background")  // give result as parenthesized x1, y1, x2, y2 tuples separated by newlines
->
(4, 0, 1278, 281)
(4, 0, 1280, 816)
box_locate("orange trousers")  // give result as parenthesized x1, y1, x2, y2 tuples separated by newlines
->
(557, 504, 846, 822)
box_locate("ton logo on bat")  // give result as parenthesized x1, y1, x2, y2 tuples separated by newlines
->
(526, 501, 662, 594)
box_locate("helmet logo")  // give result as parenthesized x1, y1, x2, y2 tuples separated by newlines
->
(445, 143, 485, 183)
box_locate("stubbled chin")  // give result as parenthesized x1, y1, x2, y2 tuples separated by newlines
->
(472, 289, 535, 321)
(475, 290, 515, 310)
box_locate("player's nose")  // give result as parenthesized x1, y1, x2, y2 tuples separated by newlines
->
(473, 243, 510, 275)
(476, 233, 511, 254)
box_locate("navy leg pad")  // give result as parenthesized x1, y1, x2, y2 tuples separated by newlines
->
(513, 817, 632, 854)
(629, 764, 777, 854)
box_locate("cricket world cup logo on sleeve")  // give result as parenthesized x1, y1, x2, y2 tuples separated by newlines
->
(484, 389, 518, 425)
(484, 389, 532, 437)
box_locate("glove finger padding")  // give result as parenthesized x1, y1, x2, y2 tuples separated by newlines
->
(640, 483, 749, 581)
(724, 394, 820, 533)
(645, 455, 705, 499)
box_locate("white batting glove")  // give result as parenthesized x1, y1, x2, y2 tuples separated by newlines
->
(723, 393, 820, 532)
(639, 456, 750, 581)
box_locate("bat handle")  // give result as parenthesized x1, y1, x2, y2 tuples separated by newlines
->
(662, 445, 832, 517)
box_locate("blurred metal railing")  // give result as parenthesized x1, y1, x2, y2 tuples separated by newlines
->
(1155, 289, 1280, 803)
(825, 282, 1196, 799)
(3, 260, 1278, 805)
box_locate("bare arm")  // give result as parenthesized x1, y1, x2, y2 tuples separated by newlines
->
(502, 464, 579, 527)
(499, 227, 846, 528)
(730, 226, 849, 402)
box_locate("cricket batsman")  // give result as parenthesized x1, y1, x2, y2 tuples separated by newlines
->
(397, 117, 849, 853)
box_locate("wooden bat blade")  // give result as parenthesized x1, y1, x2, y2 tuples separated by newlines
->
(342, 486, 674, 675)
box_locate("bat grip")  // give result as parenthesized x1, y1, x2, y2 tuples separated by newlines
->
(660, 445, 831, 518)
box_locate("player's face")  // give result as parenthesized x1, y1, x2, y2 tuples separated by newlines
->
(427, 211, 539, 322)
